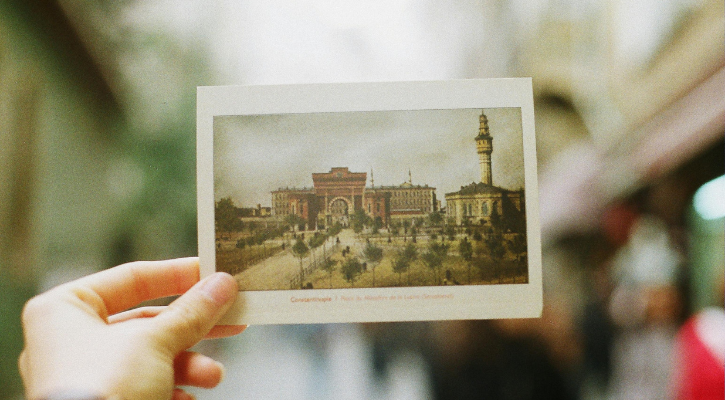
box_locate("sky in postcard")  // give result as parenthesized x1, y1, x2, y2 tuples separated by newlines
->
(214, 107, 524, 208)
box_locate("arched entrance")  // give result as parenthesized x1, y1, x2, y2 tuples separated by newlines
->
(328, 197, 351, 227)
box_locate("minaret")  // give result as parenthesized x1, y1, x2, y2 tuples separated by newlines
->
(475, 110, 493, 185)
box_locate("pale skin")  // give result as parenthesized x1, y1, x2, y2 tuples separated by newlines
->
(19, 257, 245, 400)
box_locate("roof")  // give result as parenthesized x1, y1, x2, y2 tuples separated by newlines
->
(445, 182, 518, 196)
(370, 183, 434, 190)
(271, 187, 314, 193)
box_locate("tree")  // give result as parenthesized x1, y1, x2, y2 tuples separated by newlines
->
(507, 233, 528, 282)
(350, 208, 371, 234)
(328, 222, 343, 236)
(428, 211, 443, 226)
(285, 214, 307, 232)
(423, 241, 449, 284)
(320, 258, 338, 288)
(431, 241, 449, 258)
(421, 251, 441, 284)
(215, 197, 243, 237)
(341, 257, 363, 287)
(486, 233, 505, 283)
(363, 242, 383, 287)
(403, 242, 418, 262)
(308, 233, 325, 269)
(473, 256, 493, 282)
(507, 233, 527, 262)
(459, 237, 473, 283)
(372, 216, 383, 235)
(489, 205, 502, 234)
(292, 238, 309, 288)
(392, 252, 410, 286)
(445, 225, 456, 241)
(402, 243, 418, 285)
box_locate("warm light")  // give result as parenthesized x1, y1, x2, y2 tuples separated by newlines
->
(694, 175, 725, 220)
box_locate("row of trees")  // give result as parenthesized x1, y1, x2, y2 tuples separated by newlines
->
(391, 242, 452, 285)
(283, 226, 525, 289)
(362, 233, 525, 287)
(319, 240, 452, 288)
(218, 196, 523, 239)
(458, 234, 527, 283)
(291, 223, 344, 288)
(215, 197, 308, 238)
(300, 240, 385, 289)
(234, 226, 287, 249)
(317, 233, 525, 288)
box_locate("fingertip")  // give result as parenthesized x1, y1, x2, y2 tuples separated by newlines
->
(198, 273, 238, 307)
(174, 352, 226, 388)
(154, 273, 239, 353)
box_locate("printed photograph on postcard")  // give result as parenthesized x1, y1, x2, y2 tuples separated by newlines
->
(197, 80, 542, 325)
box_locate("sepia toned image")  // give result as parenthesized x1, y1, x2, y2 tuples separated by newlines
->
(213, 108, 527, 291)
(198, 80, 541, 324)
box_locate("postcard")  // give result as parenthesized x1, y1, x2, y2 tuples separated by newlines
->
(197, 79, 542, 325)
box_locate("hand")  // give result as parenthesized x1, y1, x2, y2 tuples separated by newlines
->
(19, 257, 245, 400)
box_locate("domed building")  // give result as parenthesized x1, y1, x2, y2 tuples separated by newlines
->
(445, 111, 526, 232)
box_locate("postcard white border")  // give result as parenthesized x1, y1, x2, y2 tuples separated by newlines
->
(197, 79, 542, 325)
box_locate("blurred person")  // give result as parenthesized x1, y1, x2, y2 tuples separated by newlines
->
(672, 271, 725, 400)
(18, 258, 245, 400)
(425, 318, 578, 400)
(607, 216, 684, 400)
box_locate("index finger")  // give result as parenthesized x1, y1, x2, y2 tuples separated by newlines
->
(71, 257, 201, 315)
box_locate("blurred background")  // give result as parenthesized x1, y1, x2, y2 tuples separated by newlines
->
(1, 1, 723, 399)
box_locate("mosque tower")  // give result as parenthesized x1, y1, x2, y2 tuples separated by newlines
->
(475, 110, 493, 185)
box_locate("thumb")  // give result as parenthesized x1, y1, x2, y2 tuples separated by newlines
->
(152, 272, 238, 355)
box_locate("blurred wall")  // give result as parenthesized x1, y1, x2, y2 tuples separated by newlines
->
(1, 1, 723, 399)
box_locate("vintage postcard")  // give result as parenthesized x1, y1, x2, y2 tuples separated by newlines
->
(197, 80, 542, 325)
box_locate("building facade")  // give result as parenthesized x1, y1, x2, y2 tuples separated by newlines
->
(373, 181, 437, 225)
(272, 167, 437, 230)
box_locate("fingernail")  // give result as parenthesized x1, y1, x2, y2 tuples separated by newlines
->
(199, 273, 237, 305)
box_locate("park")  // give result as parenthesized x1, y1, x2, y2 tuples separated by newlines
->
(215, 202, 528, 291)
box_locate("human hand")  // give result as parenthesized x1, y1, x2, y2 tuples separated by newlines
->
(19, 257, 245, 400)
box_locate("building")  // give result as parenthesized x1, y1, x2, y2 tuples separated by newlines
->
(238, 204, 272, 217)
(371, 178, 437, 225)
(445, 111, 526, 231)
(312, 167, 369, 227)
(272, 167, 437, 230)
